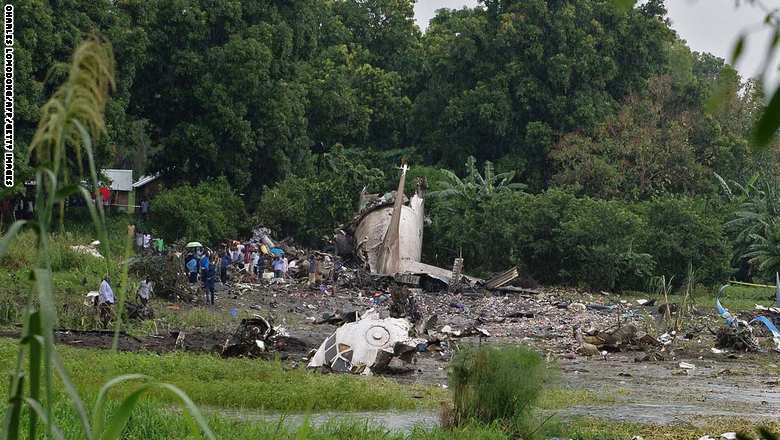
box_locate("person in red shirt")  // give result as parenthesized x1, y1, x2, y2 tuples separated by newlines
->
(97, 186, 110, 205)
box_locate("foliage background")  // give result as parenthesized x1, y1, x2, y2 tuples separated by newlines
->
(6, 0, 778, 288)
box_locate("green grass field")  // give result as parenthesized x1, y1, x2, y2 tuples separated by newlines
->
(0, 338, 445, 412)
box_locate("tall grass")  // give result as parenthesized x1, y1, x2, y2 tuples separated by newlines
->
(0, 38, 213, 439)
(448, 346, 546, 437)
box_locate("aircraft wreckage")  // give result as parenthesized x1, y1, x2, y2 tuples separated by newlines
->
(346, 164, 487, 289)
(309, 165, 515, 375)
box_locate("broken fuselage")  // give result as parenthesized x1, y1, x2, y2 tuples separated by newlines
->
(353, 165, 426, 275)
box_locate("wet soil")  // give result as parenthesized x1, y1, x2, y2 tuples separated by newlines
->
(559, 353, 780, 424)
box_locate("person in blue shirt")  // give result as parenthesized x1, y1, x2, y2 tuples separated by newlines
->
(199, 251, 210, 285)
(185, 253, 198, 283)
(205, 256, 217, 305)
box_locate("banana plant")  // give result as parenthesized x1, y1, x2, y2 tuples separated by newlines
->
(429, 156, 525, 204)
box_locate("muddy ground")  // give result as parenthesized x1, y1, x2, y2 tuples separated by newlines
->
(34, 277, 780, 424)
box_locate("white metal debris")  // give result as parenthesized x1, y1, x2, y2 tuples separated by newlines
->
(70, 242, 103, 259)
(307, 310, 422, 374)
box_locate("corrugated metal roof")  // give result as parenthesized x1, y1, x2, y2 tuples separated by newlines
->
(101, 169, 133, 191)
(132, 174, 160, 188)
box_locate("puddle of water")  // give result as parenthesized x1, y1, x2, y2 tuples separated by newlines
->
(207, 408, 439, 433)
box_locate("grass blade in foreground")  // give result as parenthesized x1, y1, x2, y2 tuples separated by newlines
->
(1, 37, 213, 440)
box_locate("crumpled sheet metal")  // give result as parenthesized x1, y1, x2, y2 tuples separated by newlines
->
(307, 310, 422, 374)
(221, 316, 287, 358)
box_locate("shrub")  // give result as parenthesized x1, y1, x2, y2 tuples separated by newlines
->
(560, 198, 654, 290)
(426, 187, 735, 290)
(449, 345, 546, 436)
(150, 176, 245, 245)
(426, 189, 654, 290)
(637, 197, 730, 285)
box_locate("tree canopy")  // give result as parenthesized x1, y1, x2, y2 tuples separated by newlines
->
(12, 0, 728, 199)
(10, 0, 780, 286)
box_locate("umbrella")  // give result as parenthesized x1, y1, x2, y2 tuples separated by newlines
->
(270, 247, 285, 256)
(186, 241, 203, 248)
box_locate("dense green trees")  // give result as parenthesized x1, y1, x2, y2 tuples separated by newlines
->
(11, 0, 686, 198)
(11, 0, 780, 288)
(150, 177, 245, 245)
(256, 146, 385, 245)
(411, 0, 672, 186)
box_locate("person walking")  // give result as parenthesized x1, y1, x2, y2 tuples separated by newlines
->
(307, 255, 318, 287)
(230, 244, 241, 264)
(251, 250, 260, 278)
(272, 255, 284, 278)
(135, 229, 144, 252)
(140, 199, 150, 220)
(243, 245, 251, 272)
(142, 232, 151, 252)
(257, 253, 266, 278)
(199, 250, 210, 285)
(205, 256, 217, 305)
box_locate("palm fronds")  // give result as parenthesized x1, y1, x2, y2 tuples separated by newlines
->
(428, 156, 526, 202)
(720, 172, 780, 275)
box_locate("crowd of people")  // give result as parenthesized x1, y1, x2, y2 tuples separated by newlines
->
(92, 235, 336, 325)
(184, 248, 217, 305)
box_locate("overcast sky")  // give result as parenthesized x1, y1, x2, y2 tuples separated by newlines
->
(414, 0, 778, 88)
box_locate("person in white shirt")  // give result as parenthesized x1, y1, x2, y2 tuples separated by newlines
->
(251, 251, 260, 277)
(142, 233, 151, 250)
(98, 276, 115, 327)
(99, 277, 115, 305)
(137, 277, 153, 305)
(135, 230, 143, 251)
